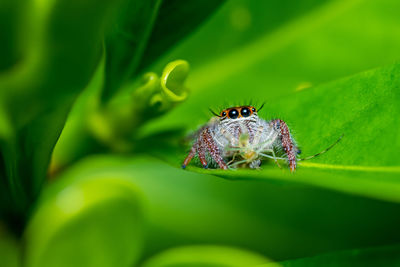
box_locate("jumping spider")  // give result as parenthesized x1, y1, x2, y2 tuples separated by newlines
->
(182, 105, 301, 172)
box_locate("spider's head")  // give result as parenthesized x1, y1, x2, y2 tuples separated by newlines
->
(210, 105, 263, 121)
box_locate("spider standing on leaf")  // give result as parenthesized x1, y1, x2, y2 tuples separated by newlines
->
(182, 104, 342, 172)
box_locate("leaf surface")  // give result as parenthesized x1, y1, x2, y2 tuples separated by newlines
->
(53, 155, 400, 262)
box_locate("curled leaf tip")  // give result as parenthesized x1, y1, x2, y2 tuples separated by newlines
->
(134, 59, 190, 112)
(152, 59, 189, 111)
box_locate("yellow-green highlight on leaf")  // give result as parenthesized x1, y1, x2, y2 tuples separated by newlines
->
(24, 177, 143, 267)
(141, 245, 275, 267)
(299, 162, 400, 173)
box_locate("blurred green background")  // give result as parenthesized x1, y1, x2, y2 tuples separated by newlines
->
(1, 0, 400, 266)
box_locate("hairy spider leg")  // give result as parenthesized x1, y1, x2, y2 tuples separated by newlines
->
(197, 137, 209, 168)
(203, 127, 228, 169)
(270, 119, 297, 172)
(182, 142, 197, 169)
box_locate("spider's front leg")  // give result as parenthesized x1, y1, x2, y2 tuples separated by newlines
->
(270, 119, 299, 172)
(182, 126, 228, 170)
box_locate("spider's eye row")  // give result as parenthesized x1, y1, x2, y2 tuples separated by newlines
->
(252, 107, 256, 112)
(221, 111, 226, 117)
(228, 109, 239, 119)
(241, 107, 250, 117)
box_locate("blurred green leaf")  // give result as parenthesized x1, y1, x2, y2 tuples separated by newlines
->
(54, 155, 400, 262)
(103, 0, 162, 100)
(261, 244, 400, 266)
(103, 0, 225, 101)
(0, 223, 21, 267)
(24, 176, 143, 267)
(141, 245, 273, 267)
(137, 0, 226, 73)
(0, 0, 23, 71)
(0, 0, 123, 220)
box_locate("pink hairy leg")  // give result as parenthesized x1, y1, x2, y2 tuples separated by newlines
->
(197, 139, 209, 168)
(202, 127, 228, 170)
(182, 127, 212, 169)
(270, 119, 297, 172)
(182, 142, 197, 169)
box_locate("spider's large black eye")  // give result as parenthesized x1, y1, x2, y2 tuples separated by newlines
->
(228, 109, 239, 119)
(241, 107, 250, 117)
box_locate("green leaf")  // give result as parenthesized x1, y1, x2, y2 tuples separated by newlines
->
(261, 244, 400, 266)
(136, 61, 400, 203)
(137, 0, 226, 73)
(0, 0, 124, 220)
(141, 245, 273, 267)
(0, 0, 23, 71)
(142, 0, 400, 134)
(53, 155, 400, 262)
(24, 175, 143, 267)
(133, 0, 400, 203)
(102, 0, 225, 101)
(197, 62, 400, 203)
(51, 59, 190, 171)
(0, 223, 21, 267)
(103, 0, 162, 100)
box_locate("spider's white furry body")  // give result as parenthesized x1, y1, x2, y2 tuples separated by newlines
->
(182, 105, 299, 171)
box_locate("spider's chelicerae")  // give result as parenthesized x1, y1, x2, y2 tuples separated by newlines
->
(182, 105, 301, 172)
